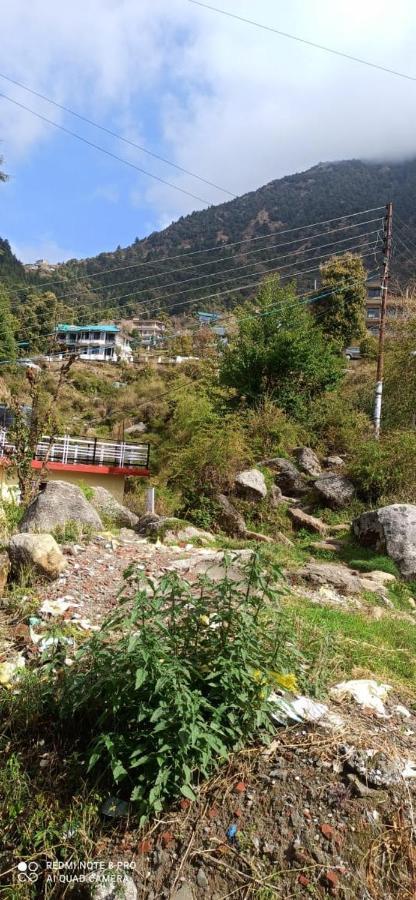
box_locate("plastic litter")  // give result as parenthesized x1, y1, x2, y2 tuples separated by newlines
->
(226, 824, 238, 845)
(330, 679, 392, 718)
(0, 654, 26, 685)
(395, 704, 412, 719)
(39, 598, 72, 617)
(268, 691, 329, 725)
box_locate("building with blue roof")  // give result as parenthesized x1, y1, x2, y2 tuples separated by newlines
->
(55, 324, 133, 363)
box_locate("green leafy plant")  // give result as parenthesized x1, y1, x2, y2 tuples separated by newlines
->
(48, 553, 299, 824)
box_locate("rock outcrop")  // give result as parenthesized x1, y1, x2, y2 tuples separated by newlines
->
(314, 474, 355, 509)
(262, 458, 307, 496)
(8, 533, 67, 580)
(216, 494, 247, 537)
(234, 468, 267, 500)
(353, 504, 416, 579)
(295, 447, 322, 477)
(288, 508, 328, 535)
(90, 486, 139, 529)
(19, 481, 103, 533)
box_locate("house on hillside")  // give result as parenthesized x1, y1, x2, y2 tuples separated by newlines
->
(55, 324, 133, 362)
(365, 280, 409, 335)
(197, 311, 220, 326)
(128, 319, 167, 348)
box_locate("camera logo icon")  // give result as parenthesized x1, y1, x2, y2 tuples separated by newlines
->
(17, 861, 40, 883)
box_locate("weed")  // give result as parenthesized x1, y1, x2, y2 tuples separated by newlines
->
(52, 521, 94, 544)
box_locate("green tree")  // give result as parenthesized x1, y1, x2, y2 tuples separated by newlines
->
(220, 275, 343, 417)
(318, 252, 367, 346)
(0, 288, 17, 361)
(0, 156, 7, 183)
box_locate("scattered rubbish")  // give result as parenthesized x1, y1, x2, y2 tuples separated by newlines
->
(39, 635, 74, 653)
(395, 704, 412, 719)
(342, 744, 416, 787)
(39, 598, 73, 617)
(101, 797, 129, 818)
(28, 616, 43, 627)
(330, 679, 392, 717)
(402, 760, 416, 779)
(0, 653, 26, 685)
(226, 824, 238, 845)
(269, 691, 329, 725)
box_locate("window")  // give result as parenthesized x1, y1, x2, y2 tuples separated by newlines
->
(367, 308, 380, 319)
(368, 287, 381, 298)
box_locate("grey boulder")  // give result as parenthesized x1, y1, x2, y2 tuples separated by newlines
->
(235, 468, 267, 500)
(19, 481, 103, 533)
(262, 458, 307, 496)
(90, 486, 139, 529)
(294, 447, 322, 477)
(216, 494, 247, 536)
(314, 474, 355, 509)
(353, 504, 416, 579)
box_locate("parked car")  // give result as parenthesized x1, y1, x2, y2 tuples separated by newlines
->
(344, 347, 361, 361)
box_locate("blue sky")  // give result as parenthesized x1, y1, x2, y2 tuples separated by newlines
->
(1, 0, 415, 263)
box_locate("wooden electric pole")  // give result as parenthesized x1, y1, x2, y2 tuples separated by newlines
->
(373, 201, 393, 438)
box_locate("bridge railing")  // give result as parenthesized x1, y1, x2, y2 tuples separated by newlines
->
(0, 431, 150, 469)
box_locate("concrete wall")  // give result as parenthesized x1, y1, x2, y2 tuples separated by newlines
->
(0, 468, 126, 503)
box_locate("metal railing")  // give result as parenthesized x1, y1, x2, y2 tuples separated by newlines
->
(0, 431, 150, 470)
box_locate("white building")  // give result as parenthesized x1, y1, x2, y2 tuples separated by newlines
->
(129, 319, 166, 348)
(55, 324, 133, 362)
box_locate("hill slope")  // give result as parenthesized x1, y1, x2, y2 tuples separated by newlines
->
(32, 159, 416, 316)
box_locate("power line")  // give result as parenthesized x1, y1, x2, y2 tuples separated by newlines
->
(66, 237, 381, 320)
(40, 224, 381, 306)
(0, 91, 215, 206)
(188, 1, 416, 84)
(5, 206, 385, 297)
(0, 71, 236, 200)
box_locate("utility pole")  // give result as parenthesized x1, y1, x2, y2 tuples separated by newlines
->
(373, 201, 393, 438)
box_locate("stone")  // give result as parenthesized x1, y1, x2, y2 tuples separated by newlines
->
(314, 474, 355, 509)
(90, 486, 139, 529)
(262, 458, 307, 496)
(0, 551, 10, 593)
(8, 533, 67, 580)
(245, 530, 273, 543)
(325, 455, 345, 468)
(124, 422, 147, 434)
(311, 540, 342, 552)
(172, 885, 195, 900)
(94, 874, 137, 900)
(294, 447, 322, 477)
(352, 504, 416, 579)
(269, 484, 283, 507)
(296, 562, 362, 595)
(19, 481, 103, 534)
(234, 468, 267, 500)
(216, 494, 247, 536)
(288, 508, 327, 535)
(196, 868, 209, 889)
(135, 514, 185, 538)
(164, 525, 214, 545)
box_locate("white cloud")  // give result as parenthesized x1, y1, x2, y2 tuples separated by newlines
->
(1, 0, 416, 233)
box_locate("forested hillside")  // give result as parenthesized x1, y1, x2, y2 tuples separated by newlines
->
(3, 158, 416, 323)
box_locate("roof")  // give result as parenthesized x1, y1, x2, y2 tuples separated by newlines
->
(56, 324, 119, 333)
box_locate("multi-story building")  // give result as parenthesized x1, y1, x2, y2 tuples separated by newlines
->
(130, 319, 166, 348)
(365, 280, 408, 335)
(55, 324, 133, 362)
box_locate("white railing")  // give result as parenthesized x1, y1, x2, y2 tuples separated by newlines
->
(0, 431, 149, 469)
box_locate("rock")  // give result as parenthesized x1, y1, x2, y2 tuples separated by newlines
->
(196, 868, 209, 889)
(288, 508, 328, 535)
(310, 539, 342, 552)
(0, 551, 10, 593)
(124, 422, 147, 434)
(8, 533, 67, 580)
(275, 531, 294, 547)
(168, 549, 253, 583)
(172, 884, 195, 900)
(352, 504, 416, 579)
(296, 562, 362, 595)
(235, 468, 267, 500)
(135, 514, 184, 539)
(245, 530, 273, 543)
(19, 481, 103, 534)
(343, 747, 405, 788)
(135, 512, 162, 535)
(90, 486, 139, 529)
(314, 474, 355, 509)
(94, 874, 137, 900)
(216, 494, 247, 536)
(325, 455, 345, 468)
(262, 458, 308, 496)
(294, 447, 322, 477)
(164, 525, 214, 545)
(269, 484, 283, 508)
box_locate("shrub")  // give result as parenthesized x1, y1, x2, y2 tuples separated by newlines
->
(170, 415, 251, 498)
(35, 554, 299, 823)
(349, 431, 416, 504)
(304, 392, 371, 454)
(243, 398, 304, 459)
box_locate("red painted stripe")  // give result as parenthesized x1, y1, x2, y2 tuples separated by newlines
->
(30, 461, 149, 477)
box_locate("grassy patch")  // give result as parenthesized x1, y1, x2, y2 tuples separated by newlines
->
(287, 596, 416, 694)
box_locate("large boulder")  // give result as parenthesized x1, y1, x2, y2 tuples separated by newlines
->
(216, 494, 247, 536)
(352, 504, 416, 579)
(294, 447, 322, 477)
(135, 514, 184, 538)
(8, 533, 67, 580)
(234, 468, 267, 500)
(314, 474, 355, 509)
(288, 508, 327, 535)
(90, 486, 139, 529)
(19, 481, 103, 534)
(262, 458, 307, 497)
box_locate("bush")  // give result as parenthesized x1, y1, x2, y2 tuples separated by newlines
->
(170, 414, 251, 498)
(34, 554, 299, 823)
(243, 398, 304, 459)
(349, 431, 416, 504)
(304, 392, 371, 454)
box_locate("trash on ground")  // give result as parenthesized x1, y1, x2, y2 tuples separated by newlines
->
(0, 653, 26, 685)
(39, 598, 74, 617)
(269, 691, 328, 725)
(330, 679, 392, 717)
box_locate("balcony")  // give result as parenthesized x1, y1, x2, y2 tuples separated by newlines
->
(0, 432, 150, 474)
